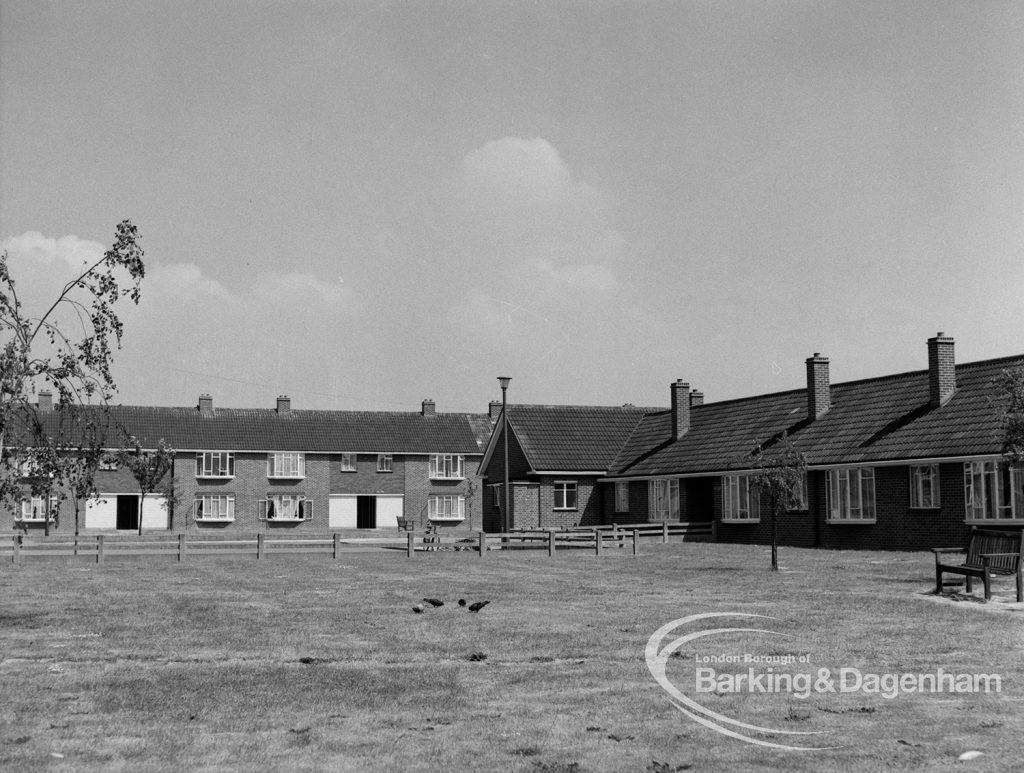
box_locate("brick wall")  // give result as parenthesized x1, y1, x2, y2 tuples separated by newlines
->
(184, 452, 332, 534)
(712, 463, 989, 552)
(535, 476, 602, 528)
(403, 455, 484, 532)
(482, 423, 532, 531)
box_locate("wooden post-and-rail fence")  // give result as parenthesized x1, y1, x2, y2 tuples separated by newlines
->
(4, 522, 713, 564)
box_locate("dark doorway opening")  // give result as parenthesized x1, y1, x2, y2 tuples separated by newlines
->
(356, 495, 377, 529)
(686, 479, 715, 522)
(116, 495, 140, 531)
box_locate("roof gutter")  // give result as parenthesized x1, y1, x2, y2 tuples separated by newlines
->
(600, 453, 1004, 482)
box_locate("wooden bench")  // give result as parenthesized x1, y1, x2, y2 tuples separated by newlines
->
(933, 528, 1023, 602)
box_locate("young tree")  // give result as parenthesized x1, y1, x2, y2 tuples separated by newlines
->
(749, 432, 808, 572)
(996, 366, 1024, 465)
(118, 436, 175, 536)
(0, 221, 144, 529)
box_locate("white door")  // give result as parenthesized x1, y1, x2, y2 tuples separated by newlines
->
(85, 496, 117, 529)
(329, 495, 357, 528)
(140, 495, 169, 529)
(375, 495, 404, 529)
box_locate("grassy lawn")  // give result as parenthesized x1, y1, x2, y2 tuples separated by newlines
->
(0, 542, 1021, 772)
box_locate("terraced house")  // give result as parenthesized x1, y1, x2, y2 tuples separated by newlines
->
(481, 334, 1024, 551)
(11, 396, 493, 535)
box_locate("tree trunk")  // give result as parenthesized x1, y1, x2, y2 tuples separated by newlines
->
(770, 497, 778, 571)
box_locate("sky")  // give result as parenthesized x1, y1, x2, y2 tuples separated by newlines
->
(2, 1, 1023, 414)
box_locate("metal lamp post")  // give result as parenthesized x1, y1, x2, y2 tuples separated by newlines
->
(498, 376, 511, 536)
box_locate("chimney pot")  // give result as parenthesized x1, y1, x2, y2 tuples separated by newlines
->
(671, 380, 691, 440)
(421, 399, 436, 417)
(276, 395, 291, 414)
(927, 333, 956, 408)
(806, 354, 831, 419)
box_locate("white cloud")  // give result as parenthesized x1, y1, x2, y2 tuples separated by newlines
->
(250, 270, 353, 305)
(462, 137, 599, 212)
(1, 232, 107, 272)
(2, 230, 363, 406)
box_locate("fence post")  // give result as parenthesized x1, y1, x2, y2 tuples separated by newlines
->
(96, 534, 104, 565)
(407, 530, 415, 558)
(632, 529, 639, 556)
(662, 521, 669, 543)
(478, 531, 486, 557)
(178, 534, 187, 562)
(333, 532, 340, 560)
(12, 535, 20, 565)
(257, 533, 264, 560)
(595, 528, 603, 556)
(711, 520, 718, 542)
(547, 529, 555, 557)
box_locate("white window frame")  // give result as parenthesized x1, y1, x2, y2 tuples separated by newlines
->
(98, 455, 119, 471)
(428, 494, 465, 521)
(18, 496, 58, 522)
(553, 481, 578, 511)
(267, 452, 305, 479)
(649, 478, 680, 521)
(429, 454, 464, 480)
(377, 454, 393, 473)
(615, 481, 629, 513)
(827, 467, 876, 523)
(910, 464, 940, 509)
(193, 494, 235, 522)
(259, 494, 312, 521)
(964, 460, 1024, 523)
(340, 453, 356, 472)
(196, 451, 235, 479)
(722, 474, 758, 522)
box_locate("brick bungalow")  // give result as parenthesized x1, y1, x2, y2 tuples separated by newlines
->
(478, 404, 655, 531)
(11, 395, 493, 535)
(605, 333, 1024, 550)
(479, 334, 1024, 550)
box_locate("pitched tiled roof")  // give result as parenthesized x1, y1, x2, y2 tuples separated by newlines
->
(27, 404, 493, 454)
(506, 405, 657, 472)
(609, 354, 1024, 477)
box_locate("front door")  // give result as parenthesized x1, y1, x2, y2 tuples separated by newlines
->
(356, 495, 377, 529)
(116, 495, 140, 531)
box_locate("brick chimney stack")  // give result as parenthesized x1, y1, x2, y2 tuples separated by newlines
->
(276, 395, 291, 414)
(806, 353, 831, 419)
(38, 390, 53, 412)
(489, 400, 502, 421)
(421, 399, 436, 417)
(928, 332, 956, 408)
(198, 394, 213, 413)
(689, 389, 704, 407)
(671, 380, 690, 440)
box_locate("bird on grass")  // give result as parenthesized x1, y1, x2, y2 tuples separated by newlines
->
(423, 598, 444, 607)
(458, 599, 467, 607)
(467, 600, 490, 613)
(412, 604, 425, 613)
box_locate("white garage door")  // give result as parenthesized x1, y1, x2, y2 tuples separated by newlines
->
(328, 495, 357, 528)
(84, 494, 168, 530)
(85, 496, 117, 530)
(375, 495, 404, 529)
(141, 495, 169, 529)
